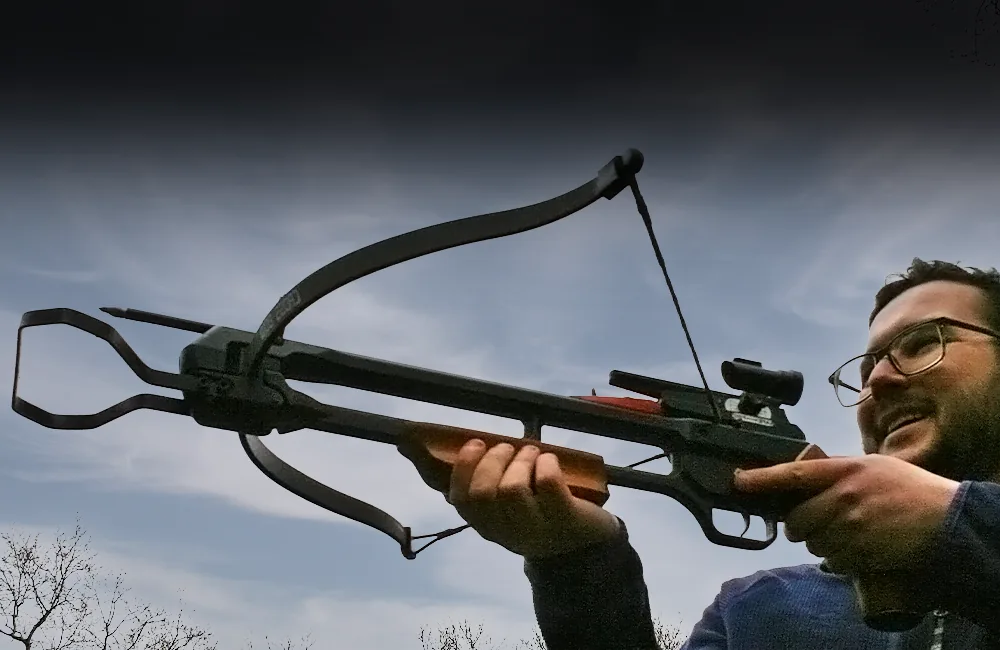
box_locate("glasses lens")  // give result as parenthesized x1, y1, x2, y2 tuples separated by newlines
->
(832, 359, 868, 406)
(831, 322, 945, 407)
(891, 323, 944, 374)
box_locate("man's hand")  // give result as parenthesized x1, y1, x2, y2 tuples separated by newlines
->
(442, 439, 620, 559)
(734, 455, 961, 575)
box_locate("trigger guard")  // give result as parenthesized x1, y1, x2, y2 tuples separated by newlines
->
(616, 464, 780, 551)
(672, 476, 778, 550)
(702, 514, 778, 550)
(695, 507, 778, 550)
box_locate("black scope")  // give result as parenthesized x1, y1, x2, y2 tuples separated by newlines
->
(721, 358, 803, 406)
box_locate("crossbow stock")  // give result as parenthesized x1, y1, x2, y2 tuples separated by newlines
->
(12, 149, 928, 632)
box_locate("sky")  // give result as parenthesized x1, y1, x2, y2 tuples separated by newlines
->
(2, 2, 1000, 649)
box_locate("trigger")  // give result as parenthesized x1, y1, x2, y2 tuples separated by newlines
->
(740, 513, 751, 538)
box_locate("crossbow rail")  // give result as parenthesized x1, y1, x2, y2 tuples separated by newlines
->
(12, 307, 814, 552)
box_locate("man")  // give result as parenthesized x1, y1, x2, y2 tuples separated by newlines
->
(412, 259, 1000, 649)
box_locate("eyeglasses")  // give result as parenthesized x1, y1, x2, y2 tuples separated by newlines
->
(828, 317, 1000, 407)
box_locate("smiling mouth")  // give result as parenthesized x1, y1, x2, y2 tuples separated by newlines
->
(882, 417, 929, 444)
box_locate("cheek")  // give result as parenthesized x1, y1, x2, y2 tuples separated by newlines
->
(934, 349, 994, 389)
(856, 403, 874, 432)
(856, 405, 879, 451)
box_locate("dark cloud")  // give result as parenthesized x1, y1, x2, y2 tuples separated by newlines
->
(0, 0, 997, 211)
(3, 0, 998, 111)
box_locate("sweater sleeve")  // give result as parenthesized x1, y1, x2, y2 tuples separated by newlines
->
(676, 591, 728, 650)
(522, 517, 659, 650)
(924, 480, 1000, 632)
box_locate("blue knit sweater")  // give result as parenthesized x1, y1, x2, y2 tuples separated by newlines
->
(523, 480, 1000, 649)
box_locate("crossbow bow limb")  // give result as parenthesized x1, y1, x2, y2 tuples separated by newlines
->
(12, 149, 927, 632)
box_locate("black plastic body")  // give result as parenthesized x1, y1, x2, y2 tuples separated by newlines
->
(177, 323, 815, 539)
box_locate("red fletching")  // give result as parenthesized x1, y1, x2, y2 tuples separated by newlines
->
(573, 396, 663, 415)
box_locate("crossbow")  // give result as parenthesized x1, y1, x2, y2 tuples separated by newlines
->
(12, 149, 929, 632)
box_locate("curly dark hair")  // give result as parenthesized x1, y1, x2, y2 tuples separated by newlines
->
(870, 259, 1000, 333)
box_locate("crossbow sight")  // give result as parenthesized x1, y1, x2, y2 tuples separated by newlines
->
(11, 149, 925, 632)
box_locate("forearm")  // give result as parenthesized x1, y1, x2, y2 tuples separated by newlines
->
(523, 517, 659, 650)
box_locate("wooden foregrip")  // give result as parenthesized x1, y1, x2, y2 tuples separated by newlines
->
(795, 446, 928, 631)
(396, 423, 610, 507)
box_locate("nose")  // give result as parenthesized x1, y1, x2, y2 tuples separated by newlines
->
(865, 354, 908, 396)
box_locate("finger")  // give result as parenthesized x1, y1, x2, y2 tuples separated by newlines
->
(783, 489, 839, 543)
(496, 445, 541, 502)
(495, 446, 545, 530)
(734, 457, 857, 493)
(804, 530, 847, 561)
(466, 443, 518, 501)
(822, 552, 856, 576)
(448, 439, 488, 504)
(533, 453, 575, 514)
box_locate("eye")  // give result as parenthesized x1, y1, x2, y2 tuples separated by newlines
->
(894, 326, 939, 357)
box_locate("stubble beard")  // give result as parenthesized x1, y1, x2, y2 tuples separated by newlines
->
(922, 378, 1000, 483)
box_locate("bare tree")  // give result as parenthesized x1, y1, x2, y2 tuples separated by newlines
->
(0, 521, 216, 650)
(419, 620, 502, 650)
(0, 521, 95, 649)
(420, 616, 685, 650)
(245, 635, 315, 650)
(510, 629, 546, 650)
(652, 617, 684, 650)
(82, 573, 217, 650)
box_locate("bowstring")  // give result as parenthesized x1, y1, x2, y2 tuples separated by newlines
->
(628, 178, 723, 423)
(410, 524, 471, 556)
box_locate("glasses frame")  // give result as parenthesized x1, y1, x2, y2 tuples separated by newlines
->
(828, 316, 1000, 407)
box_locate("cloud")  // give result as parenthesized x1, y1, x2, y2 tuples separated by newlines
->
(9, 266, 105, 284)
(772, 127, 1000, 331)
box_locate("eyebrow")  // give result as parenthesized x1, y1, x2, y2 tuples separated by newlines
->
(864, 319, 936, 354)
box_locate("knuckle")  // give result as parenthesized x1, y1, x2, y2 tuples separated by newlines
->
(533, 472, 560, 491)
(489, 443, 516, 458)
(535, 453, 561, 475)
(451, 481, 493, 506)
(496, 480, 533, 502)
(843, 505, 866, 531)
(465, 483, 498, 503)
(836, 479, 864, 508)
(789, 464, 808, 486)
(517, 445, 541, 459)
(458, 439, 487, 460)
(508, 452, 541, 475)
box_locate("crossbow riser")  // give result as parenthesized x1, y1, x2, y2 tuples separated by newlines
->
(10, 149, 926, 632)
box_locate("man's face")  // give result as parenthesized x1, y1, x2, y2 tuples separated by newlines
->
(856, 280, 1000, 482)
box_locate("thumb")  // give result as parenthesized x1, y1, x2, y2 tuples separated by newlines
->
(396, 438, 452, 494)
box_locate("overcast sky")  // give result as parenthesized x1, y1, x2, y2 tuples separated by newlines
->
(2, 2, 1000, 648)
